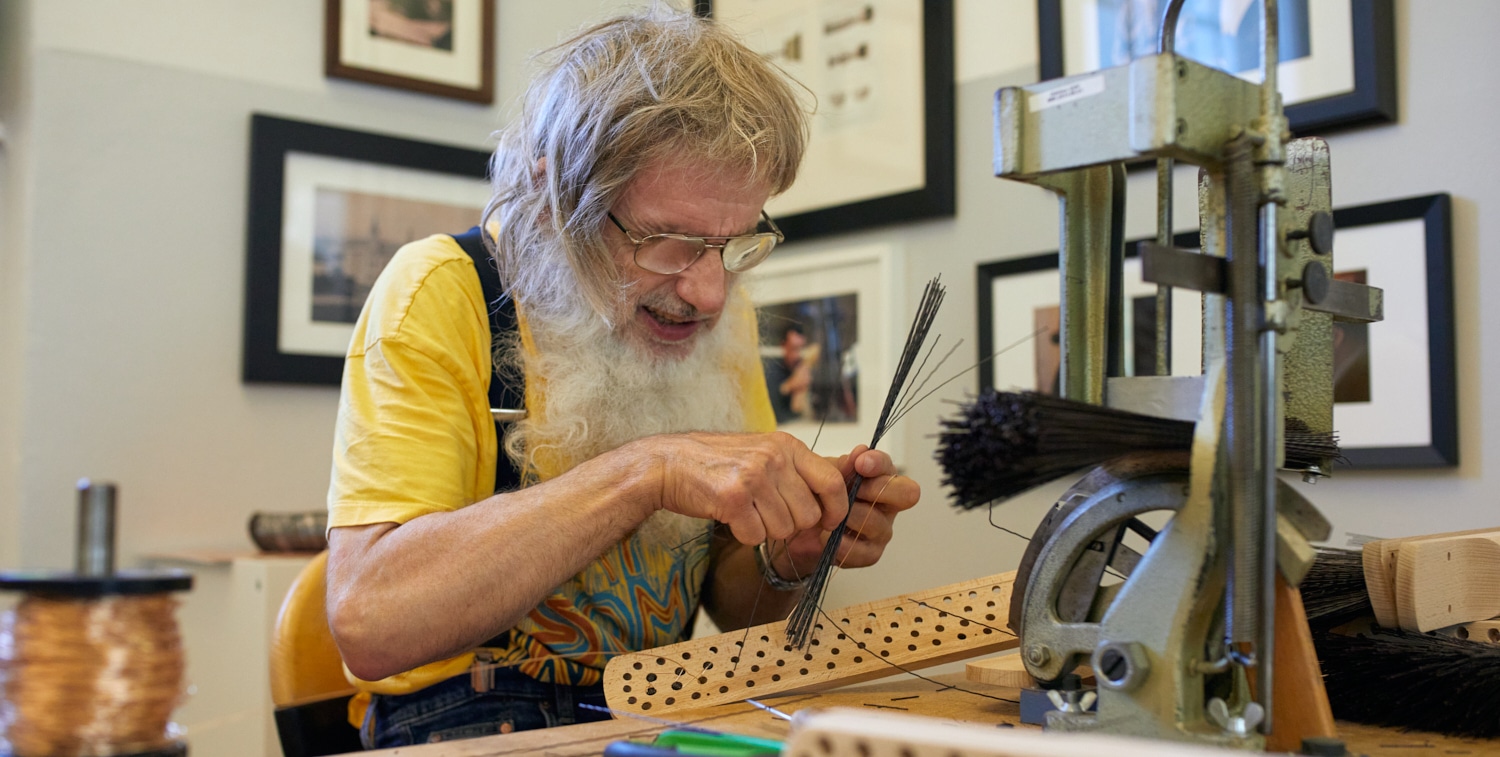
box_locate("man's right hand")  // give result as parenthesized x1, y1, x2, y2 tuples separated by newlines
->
(642, 431, 850, 546)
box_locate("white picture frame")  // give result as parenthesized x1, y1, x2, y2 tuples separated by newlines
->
(747, 243, 905, 464)
(325, 0, 495, 103)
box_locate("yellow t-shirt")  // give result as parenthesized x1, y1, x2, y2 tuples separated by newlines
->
(328, 233, 775, 722)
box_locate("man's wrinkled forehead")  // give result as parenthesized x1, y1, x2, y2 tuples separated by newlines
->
(623, 157, 769, 221)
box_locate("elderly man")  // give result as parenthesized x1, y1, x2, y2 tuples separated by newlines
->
(325, 7, 919, 748)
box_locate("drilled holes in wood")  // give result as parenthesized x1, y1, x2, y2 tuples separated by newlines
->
(604, 575, 1017, 714)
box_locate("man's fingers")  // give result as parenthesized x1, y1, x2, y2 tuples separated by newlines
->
(724, 514, 767, 547)
(791, 441, 849, 530)
(854, 473, 920, 512)
(775, 475, 825, 534)
(841, 502, 894, 544)
(833, 536, 884, 569)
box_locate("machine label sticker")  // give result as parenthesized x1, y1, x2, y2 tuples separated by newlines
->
(1030, 76, 1105, 112)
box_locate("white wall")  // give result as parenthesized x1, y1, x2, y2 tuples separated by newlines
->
(0, 0, 1496, 751)
(3, 0, 630, 571)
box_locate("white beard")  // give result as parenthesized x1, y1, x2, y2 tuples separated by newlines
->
(500, 287, 752, 544)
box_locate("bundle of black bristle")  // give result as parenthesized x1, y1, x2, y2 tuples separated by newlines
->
(1317, 626, 1500, 738)
(935, 390, 1344, 510)
(784, 277, 947, 650)
(1284, 417, 1347, 470)
(1299, 546, 1499, 738)
(1298, 547, 1371, 629)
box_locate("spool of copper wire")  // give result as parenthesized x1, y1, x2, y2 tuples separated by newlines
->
(1, 480, 192, 757)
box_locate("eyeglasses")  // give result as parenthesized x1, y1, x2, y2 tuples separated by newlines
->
(608, 211, 785, 275)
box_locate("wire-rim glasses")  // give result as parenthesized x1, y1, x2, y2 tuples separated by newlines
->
(608, 210, 785, 275)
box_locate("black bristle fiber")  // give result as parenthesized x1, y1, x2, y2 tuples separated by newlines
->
(1284, 417, 1346, 470)
(1316, 627, 1500, 739)
(784, 277, 947, 650)
(1298, 548, 1499, 739)
(936, 391, 1193, 510)
(1299, 547, 1372, 630)
(935, 393, 1346, 510)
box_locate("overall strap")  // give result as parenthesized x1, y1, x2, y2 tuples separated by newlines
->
(451, 227, 525, 494)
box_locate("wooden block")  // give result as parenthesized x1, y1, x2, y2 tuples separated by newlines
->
(965, 654, 1094, 689)
(605, 571, 1019, 716)
(966, 654, 1034, 689)
(1395, 530, 1500, 632)
(1265, 575, 1336, 753)
(1361, 527, 1499, 629)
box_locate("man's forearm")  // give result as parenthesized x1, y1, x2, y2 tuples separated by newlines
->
(326, 446, 660, 681)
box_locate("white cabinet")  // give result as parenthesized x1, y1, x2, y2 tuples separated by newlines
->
(146, 552, 317, 757)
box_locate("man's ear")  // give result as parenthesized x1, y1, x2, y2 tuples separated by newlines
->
(531, 157, 548, 187)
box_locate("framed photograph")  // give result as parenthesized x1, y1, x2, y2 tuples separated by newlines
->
(748, 243, 904, 462)
(1037, 0, 1395, 134)
(700, 0, 955, 241)
(243, 114, 491, 385)
(1328, 193, 1455, 468)
(325, 0, 495, 104)
(976, 238, 1201, 396)
(975, 193, 1455, 469)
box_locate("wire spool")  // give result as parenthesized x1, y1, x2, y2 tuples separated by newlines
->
(0, 481, 192, 757)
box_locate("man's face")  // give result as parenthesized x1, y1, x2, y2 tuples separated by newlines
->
(782, 329, 806, 362)
(606, 156, 772, 360)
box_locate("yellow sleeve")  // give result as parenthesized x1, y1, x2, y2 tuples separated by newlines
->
(734, 297, 778, 434)
(327, 235, 498, 528)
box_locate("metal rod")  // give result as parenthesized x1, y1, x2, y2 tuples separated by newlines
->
(1257, 0, 1282, 734)
(1224, 140, 1262, 662)
(1263, 0, 1280, 118)
(1150, 0, 1188, 379)
(1154, 159, 1175, 377)
(76, 479, 117, 576)
(1258, 203, 1281, 735)
(1157, 0, 1188, 56)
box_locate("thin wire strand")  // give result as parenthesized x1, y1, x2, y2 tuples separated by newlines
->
(883, 326, 1048, 435)
(836, 475, 897, 570)
(906, 599, 1014, 636)
(809, 604, 1018, 705)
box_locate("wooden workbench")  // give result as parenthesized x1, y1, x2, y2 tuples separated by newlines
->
(360, 673, 1500, 756)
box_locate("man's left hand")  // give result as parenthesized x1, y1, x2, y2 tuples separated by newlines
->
(769, 445, 919, 577)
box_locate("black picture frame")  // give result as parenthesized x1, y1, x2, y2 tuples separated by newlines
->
(1330, 193, 1456, 468)
(697, 0, 956, 241)
(242, 114, 491, 385)
(976, 231, 1199, 394)
(975, 193, 1455, 470)
(1037, 0, 1396, 135)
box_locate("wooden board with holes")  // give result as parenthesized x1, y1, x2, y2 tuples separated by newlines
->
(603, 571, 1019, 715)
(1394, 530, 1500, 632)
(1434, 618, 1500, 645)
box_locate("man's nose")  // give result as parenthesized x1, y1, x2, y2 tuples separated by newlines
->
(674, 248, 728, 316)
